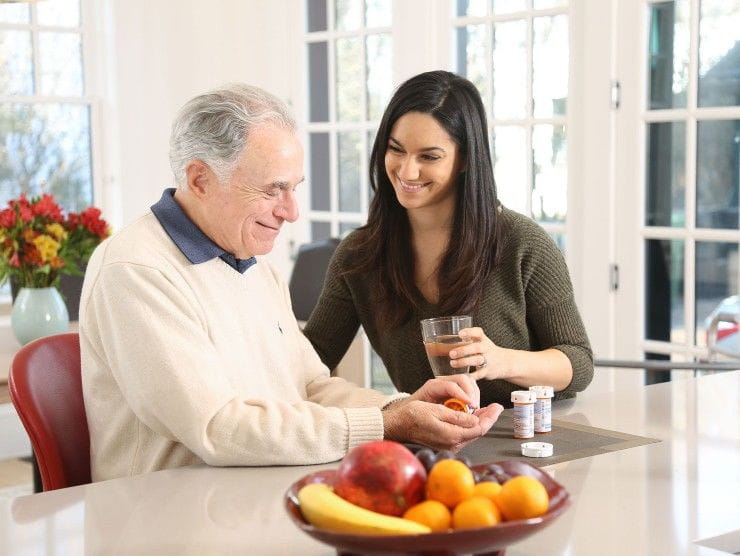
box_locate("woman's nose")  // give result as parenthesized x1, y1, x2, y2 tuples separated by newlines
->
(397, 157, 421, 181)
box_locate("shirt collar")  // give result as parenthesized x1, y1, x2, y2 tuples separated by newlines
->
(151, 188, 256, 274)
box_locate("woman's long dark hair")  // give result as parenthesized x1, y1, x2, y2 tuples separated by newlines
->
(347, 70, 503, 329)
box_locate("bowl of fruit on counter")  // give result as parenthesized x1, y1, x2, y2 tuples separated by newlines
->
(284, 440, 570, 555)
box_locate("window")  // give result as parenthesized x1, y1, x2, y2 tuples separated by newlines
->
(305, 0, 392, 241)
(0, 0, 95, 303)
(0, 0, 93, 211)
(454, 0, 570, 250)
(640, 0, 740, 377)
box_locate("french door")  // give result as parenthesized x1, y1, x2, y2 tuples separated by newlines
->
(614, 0, 740, 381)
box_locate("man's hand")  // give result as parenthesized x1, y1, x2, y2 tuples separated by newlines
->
(382, 395, 504, 452)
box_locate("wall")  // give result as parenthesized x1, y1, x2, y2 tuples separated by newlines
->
(95, 0, 302, 277)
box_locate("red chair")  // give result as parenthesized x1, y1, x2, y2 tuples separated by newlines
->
(8, 332, 91, 491)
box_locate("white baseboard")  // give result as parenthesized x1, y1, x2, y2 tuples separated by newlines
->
(0, 403, 31, 459)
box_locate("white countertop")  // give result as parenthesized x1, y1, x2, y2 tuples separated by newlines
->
(1, 372, 738, 555)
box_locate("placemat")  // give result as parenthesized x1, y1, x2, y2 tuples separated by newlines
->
(460, 411, 661, 467)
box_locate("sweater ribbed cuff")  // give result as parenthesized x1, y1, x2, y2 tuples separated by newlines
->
(380, 392, 410, 409)
(344, 406, 384, 451)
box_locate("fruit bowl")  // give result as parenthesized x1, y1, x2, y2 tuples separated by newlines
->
(284, 460, 570, 556)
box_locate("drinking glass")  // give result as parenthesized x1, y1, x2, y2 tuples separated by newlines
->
(420, 315, 473, 376)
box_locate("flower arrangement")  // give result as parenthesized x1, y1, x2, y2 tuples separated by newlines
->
(0, 194, 110, 289)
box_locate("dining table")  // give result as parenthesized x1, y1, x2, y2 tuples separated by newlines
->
(1, 370, 739, 555)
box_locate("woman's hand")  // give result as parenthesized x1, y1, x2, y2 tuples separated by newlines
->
(408, 374, 481, 409)
(449, 327, 509, 381)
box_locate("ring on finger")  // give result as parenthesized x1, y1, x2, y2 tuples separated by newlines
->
(477, 355, 487, 369)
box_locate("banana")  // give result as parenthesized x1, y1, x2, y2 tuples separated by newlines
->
(297, 483, 431, 536)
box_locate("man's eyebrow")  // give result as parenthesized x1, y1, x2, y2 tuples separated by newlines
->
(269, 176, 305, 190)
(388, 136, 445, 153)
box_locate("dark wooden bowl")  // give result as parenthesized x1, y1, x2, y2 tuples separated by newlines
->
(284, 460, 570, 556)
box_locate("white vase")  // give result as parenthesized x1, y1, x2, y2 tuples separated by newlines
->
(11, 287, 70, 345)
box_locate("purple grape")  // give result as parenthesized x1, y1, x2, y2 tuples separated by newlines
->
(456, 455, 473, 469)
(415, 448, 437, 472)
(436, 450, 456, 462)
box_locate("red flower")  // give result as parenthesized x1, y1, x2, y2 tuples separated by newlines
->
(22, 246, 43, 267)
(80, 207, 109, 238)
(0, 208, 14, 229)
(31, 194, 64, 222)
(9, 253, 20, 268)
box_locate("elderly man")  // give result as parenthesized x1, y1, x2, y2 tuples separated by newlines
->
(80, 84, 503, 482)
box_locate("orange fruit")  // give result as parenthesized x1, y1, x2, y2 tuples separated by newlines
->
(472, 481, 502, 502)
(443, 398, 470, 413)
(495, 475, 549, 520)
(426, 459, 475, 509)
(402, 500, 452, 532)
(452, 496, 501, 529)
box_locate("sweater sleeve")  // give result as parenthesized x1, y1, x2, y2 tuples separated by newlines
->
(303, 238, 363, 373)
(521, 225, 594, 395)
(84, 260, 384, 466)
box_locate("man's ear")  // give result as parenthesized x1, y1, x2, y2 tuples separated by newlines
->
(185, 160, 212, 197)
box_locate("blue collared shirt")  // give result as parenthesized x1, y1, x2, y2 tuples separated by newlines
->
(151, 188, 256, 274)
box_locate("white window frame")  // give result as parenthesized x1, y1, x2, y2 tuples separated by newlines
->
(0, 0, 104, 310)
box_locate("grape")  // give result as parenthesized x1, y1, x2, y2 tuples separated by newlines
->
(436, 450, 456, 462)
(415, 448, 437, 472)
(472, 470, 483, 483)
(478, 473, 498, 484)
(485, 464, 511, 483)
(456, 455, 473, 469)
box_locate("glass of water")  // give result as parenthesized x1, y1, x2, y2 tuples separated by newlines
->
(420, 315, 473, 376)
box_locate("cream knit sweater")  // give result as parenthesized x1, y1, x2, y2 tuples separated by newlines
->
(80, 213, 398, 482)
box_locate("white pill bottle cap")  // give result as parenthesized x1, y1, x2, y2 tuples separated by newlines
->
(529, 385, 554, 398)
(511, 390, 536, 404)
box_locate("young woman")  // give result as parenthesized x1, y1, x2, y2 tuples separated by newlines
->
(303, 70, 593, 407)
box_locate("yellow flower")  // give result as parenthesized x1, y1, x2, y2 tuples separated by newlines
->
(32, 234, 60, 263)
(45, 222, 68, 241)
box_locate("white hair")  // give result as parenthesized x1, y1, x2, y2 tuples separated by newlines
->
(169, 83, 296, 186)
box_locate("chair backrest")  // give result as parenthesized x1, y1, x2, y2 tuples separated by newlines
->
(288, 237, 341, 321)
(8, 332, 90, 491)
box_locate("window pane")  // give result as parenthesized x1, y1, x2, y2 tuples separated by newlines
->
(0, 31, 33, 95)
(533, 0, 567, 8)
(698, 0, 740, 107)
(493, 20, 527, 119)
(0, 103, 92, 211)
(549, 232, 566, 254)
(457, 0, 489, 17)
(371, 348, 395, 393)
(493, 0, 525, 14)
(645, 239, 684, 343)
(647, 1, 689, 110)
(335, 0, 362, 30)
(456, 25, 489, 106)
(335, 37, 362, 121)
(37, 0, 80, 27)
(696, 119, 740, 229)
(366, 34, 392, 121)
(339, 221, 360, 236)
(365, 0, 391, 27)
(645, 121, 685, 227)
(308, 42, 329, 122)
(533, 15, 568, 117)
(532, 124, 567, 223)
(309, 132, 330, 211)
(39, 32, 83, 96)
(306, 0, 328, 32)
(311, 221, 331, 241)
(0, 3, 29, 24)
(492, 125, 527, 214)
(338, 130, 362, 212)
(695, 241, 738, 347)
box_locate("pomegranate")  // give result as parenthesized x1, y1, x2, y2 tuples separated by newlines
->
(334, 440, 427, 516)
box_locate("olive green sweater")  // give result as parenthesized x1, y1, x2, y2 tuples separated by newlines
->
(303, 207, 594, 407)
